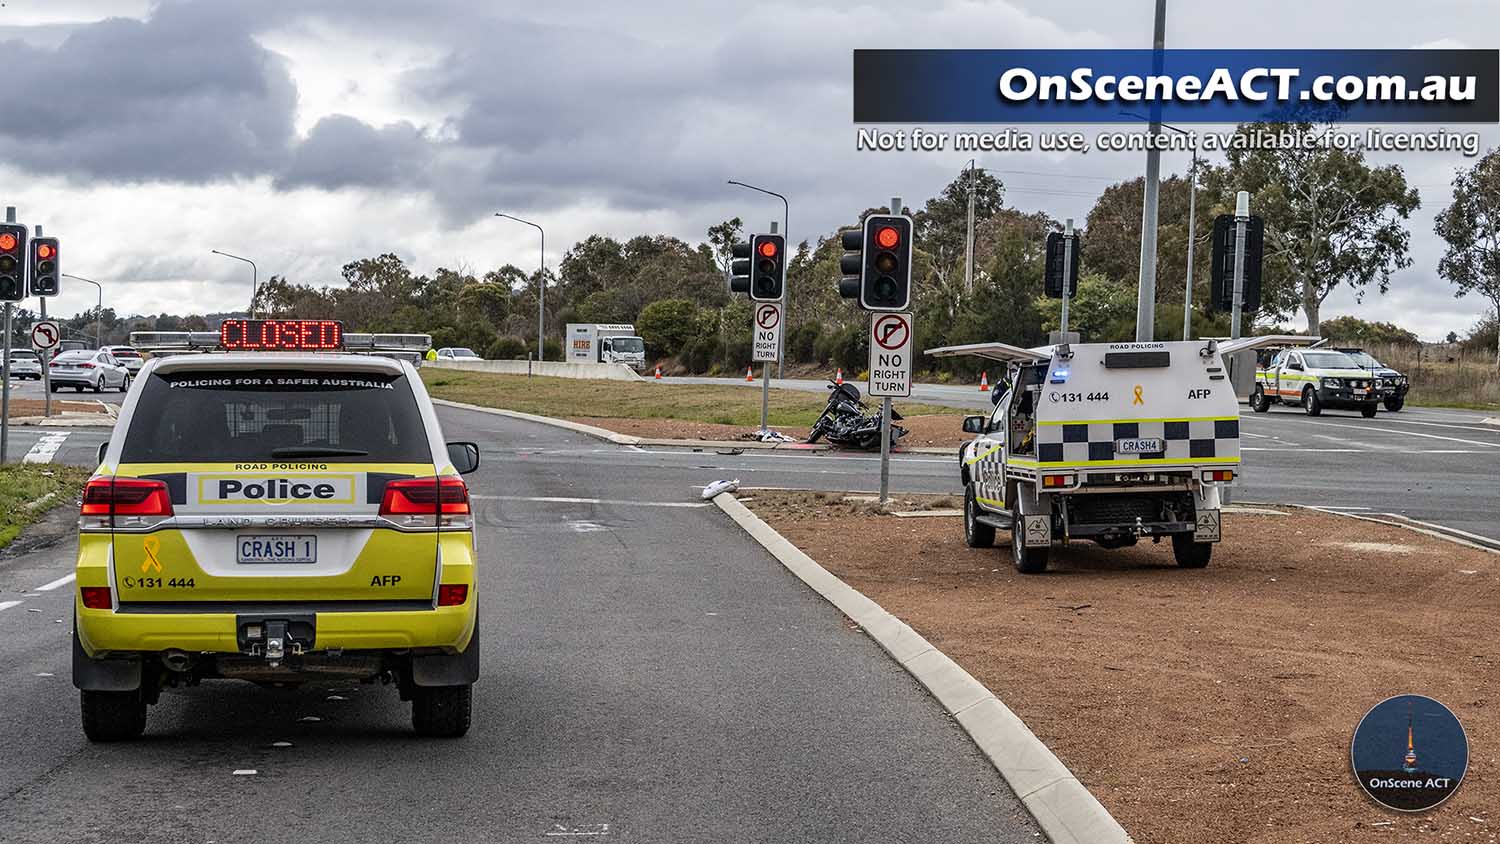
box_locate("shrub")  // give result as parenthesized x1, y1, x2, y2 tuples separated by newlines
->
(788, 322, 822, 363)
(486, 335, 529, 360)
(636, 299, 702, 357)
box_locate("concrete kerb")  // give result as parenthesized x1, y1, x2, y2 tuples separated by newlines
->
(712, 491, 1133, 844)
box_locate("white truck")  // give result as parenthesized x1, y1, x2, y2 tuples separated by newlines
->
(928, 337, 1298, 573)
(565, 323, 646, 371)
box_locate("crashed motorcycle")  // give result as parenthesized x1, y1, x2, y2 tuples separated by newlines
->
(806, 380, 907, 450)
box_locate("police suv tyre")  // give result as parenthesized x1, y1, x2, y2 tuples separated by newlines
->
(1250, 386, 1270, 413)
(412, 683, 472, 738)
(1302, 386, 1321, 416)
(80, 689, 147, 742)
(1384, 396, 1405, 412)
(1360, 404, 1378, 418)
(1010, 505, 1048, 574)
(964, 484, 994, 548)
(1171, 533, 1212, 568)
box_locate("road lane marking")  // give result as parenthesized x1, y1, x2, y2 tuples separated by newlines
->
(0, 601, 22, 612)
(22, 431, 70, 464)
(470, 495, 710, 508)
(35, 573, 76, 592)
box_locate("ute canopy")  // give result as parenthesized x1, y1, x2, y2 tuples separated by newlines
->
(924, 341, 1052, 363)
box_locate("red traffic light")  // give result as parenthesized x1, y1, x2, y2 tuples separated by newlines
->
(876, 226, 900, 249)
(0, 234, 15, 252)
(35, 243, 54, 259)
(758, 240, 778, 258)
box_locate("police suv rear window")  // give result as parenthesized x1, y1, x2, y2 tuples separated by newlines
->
(120, 370, 429, 463)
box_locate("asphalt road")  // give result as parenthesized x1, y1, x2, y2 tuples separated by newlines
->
(3, 372, 131, 406)
(0, 406, 1044, 843)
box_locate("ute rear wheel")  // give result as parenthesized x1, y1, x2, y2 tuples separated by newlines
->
(81, 689, 147, 742)
(1302, 386, 1322, 416)
(1250, 386, 1270, 413)
(1171, 534, 1212, 568)
(964, 484, 995, 548)
(1010, 506, 1049, 574)
(412, 683, 472, 737)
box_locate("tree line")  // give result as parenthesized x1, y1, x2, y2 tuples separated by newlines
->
(19, 118, 1500, 372)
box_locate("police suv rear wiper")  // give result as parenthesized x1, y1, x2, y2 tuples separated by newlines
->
(269, 447, 370, 457)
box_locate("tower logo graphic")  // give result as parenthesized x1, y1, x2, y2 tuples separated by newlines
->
(1352, 694, 1468, 812)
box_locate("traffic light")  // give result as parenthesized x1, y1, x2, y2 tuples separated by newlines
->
(1210, 214, 1264, 312)
(839, 214, 913, 311)
(749, 233, 784, 301)
(729, 241, 751, 295)
(0, 223, 26, 302)
(29, 237, 59, 297)
(1043, 232, 1080, 299)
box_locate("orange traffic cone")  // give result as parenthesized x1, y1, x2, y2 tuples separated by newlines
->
(978, 371, 989, 392)
(745, 366, 755, 382)
(835, 368, 844, 385)
(654, 365, 663, 379)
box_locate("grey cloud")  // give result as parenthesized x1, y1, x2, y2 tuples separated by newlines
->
(0, 0, 296, 182)
(276, 115, 432, 191)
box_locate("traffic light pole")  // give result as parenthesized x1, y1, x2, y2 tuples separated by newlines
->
(878, 195, 901, 508)
(35, 225, 50, 418)
(1060, 218, 1074, 335)
(1, 207, 13, 461)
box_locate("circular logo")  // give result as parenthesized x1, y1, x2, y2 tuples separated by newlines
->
(756, 304, 780, 330)
(1351, 694, 1467, 812)
(873, 314, 909, 350)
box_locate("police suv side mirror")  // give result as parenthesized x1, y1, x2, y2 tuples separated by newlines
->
(1288, 360, 1303, 371)
(96, 441, 109, 465)
(962, 416, 986, 435)
(447, 441, 480, 475)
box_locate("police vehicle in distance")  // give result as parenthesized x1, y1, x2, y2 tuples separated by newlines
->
(929, 337, 1298, 573)
(1334, 347, 1409, 412)
(75, 319, 480, 741)
(1252, 346, 1381, 417)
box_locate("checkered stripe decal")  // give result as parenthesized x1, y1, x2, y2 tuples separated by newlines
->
(1035, 418, 1239, 464)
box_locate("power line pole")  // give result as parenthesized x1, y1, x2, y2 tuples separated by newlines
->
(964, 159, 976, 294)
(1134, 0, 1167, 341)
(1182, 145, 1199, 340)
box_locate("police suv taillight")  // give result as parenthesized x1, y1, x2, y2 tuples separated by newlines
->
(79, 477, 174, 530)
(379, 476, 471, 529)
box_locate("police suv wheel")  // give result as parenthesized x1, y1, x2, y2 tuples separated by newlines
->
(1360, 404, 1378, 419)
(964, 484, 995, 548)
(80, 689, 148, 742)
(412, 683, 472, 738)
(1010, 507, 1048, 574)
(1384, 396, 1405, 412)
(1250, 387, 1270, 413)
(1302, 387, 1321, 416)
(1171, 534, 1212, 568)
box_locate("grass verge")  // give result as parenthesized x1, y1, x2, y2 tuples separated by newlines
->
(0, 464, 89, 550)
(420, 370, 957, 428)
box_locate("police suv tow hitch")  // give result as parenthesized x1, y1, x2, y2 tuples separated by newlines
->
(238, 615, 314, 666)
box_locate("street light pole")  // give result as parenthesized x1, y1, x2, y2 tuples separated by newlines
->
(1123, 112, 1198, 341)
(964, 159, 977, 294)
(211, 250, 258, 318)
(61, 274, 104, 349)
(1134, 0, 1168, 342)
(727, 180, 789, 379)
(495, 213, 546, 362)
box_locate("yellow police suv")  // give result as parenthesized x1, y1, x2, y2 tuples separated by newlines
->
(73, 319, 480, 741)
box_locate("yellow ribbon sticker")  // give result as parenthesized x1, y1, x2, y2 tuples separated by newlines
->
(141, 536, 164, 573)
(1133, 384, 1144, 405)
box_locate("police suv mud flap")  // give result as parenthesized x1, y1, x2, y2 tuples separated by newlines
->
(1194, 483, 1223, 543)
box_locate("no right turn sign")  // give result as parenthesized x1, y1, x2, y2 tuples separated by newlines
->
(868, 312, 912, 398)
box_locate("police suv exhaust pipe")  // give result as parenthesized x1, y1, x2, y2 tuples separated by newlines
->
(161, 649, 195, 672)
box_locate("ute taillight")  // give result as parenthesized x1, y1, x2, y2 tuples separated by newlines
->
(1202, 469, 1235, 483)
(1042, 474, 1071, 488)
(80, 477, 174, 530)
(80, 587, 113, 609)
(379, 476, 471, 528)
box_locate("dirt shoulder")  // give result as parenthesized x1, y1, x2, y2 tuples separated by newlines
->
(4, 398, 108, 418)
(744, 491, 1496, 844)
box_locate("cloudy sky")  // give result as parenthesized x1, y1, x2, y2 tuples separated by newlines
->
(0, 0, 1494, 340)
